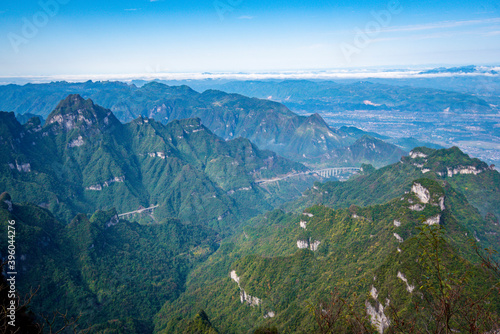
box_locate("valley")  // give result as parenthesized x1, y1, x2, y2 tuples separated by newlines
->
(159, 75, 500, 166)
(2, 0, 499, 331)
(0, 74, 499, 333)
(295, 106, 500, 166)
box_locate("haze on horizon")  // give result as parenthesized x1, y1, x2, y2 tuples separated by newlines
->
(1, 0, 499, 77)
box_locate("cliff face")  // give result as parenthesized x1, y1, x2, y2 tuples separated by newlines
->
(45, 94, 122, 136)
(404, 146, 492, 177)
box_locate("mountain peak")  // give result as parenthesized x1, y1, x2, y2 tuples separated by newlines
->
(51, 94, 93, 113)
(307, 113, 326, 124)
(304, 113, 334, 132)
(44, 94, 121, 134)
(142, 81, 199, 96)
(67, 93, 85, 103)
(402, 146, 492, 177)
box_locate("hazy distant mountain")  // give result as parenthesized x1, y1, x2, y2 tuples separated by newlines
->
(419, 65, 498, 75)
(190, 79, 498, 166)
(318, 135, 406, 168)
(210, 79, 492, 114)
(15, 112, 44, 125)
(387, 137, 444, 152)
(0, 81, 406, 167)
(338, 126, 389, 140)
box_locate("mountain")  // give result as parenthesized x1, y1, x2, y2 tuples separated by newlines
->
(2, 141, 499, 333)
(2, 89, 499, 333)
(339, 124, 446, 152)
(196, 79, 493, 114)
(338, 126, 389, 140)
(0, 193, 219, 332)
(170, 79, 497, 166)
(154, 177, 500, 333)
(326, 135, 406, 168)
(386, 136, 444, 152)
(0, 95, 311, 231)
(15, 112, 44, 125)
(0, 81, 405, 167)
(45, 94, 122, 135)
(291, 146, 500, 255)
(419, 65, 498, 75)
(151, 148, 500, 333)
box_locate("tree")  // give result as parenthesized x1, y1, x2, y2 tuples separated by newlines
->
(0, 261, 41, 334)
(0, 261, 86, 334)
(388, 225, 500, 333)
(310, 289, 372, 334)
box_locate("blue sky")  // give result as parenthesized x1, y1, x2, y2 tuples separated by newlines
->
(0, 0, 499, 76)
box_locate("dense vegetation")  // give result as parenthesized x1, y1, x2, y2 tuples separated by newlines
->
(0, 90, 499, 333)
(0, 194, 219, 331)
(0, 82, 405, 167)
(154, 178, 500, 333)
(291, 147, 500, 255)
(0, 95, 313, 232)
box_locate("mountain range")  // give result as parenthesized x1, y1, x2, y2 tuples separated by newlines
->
(0, 85, 499, 333)
(419, 65, 498, 75)
(151, 79, 497, 164)
(0, 81, 406, 167)
(2, 146, 499, 333)
(1, 94, 314, 231)
(155, 148, 500, 333)
(156, 79, 493, 115)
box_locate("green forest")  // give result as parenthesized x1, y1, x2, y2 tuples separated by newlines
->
(0, 92, 499, 333)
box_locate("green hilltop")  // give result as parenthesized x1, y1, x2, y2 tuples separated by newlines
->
(153, 177, 500, 333)
(291, 146, 500, 254)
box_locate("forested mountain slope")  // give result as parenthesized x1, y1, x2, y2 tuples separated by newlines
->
(0, 94, 309, 231)
(0, 82, 405, 167)
(154, 178, 500, 333)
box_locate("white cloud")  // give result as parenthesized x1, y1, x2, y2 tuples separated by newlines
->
(484, 30, 500, 36)
(381, 17, 500, 34)
(328, 17, 500, 36)
(238, 15, 254, 20)
(2, 68, 499, 84)
(370, 26, 500, 44)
